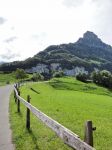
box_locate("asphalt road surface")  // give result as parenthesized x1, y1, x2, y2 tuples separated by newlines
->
(0, 85, 15, 150)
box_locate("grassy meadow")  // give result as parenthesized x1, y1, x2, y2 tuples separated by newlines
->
(0, 72, 17, 86)
(10, 77, 112, 150)
(0, 72, 32, 86)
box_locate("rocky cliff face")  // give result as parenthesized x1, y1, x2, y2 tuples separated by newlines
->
(26, 63, 88, 76)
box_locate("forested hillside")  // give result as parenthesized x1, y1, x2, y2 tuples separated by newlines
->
(0, 31, 112, 73)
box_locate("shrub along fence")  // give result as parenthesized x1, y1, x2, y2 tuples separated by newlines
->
(14, 84, 96, 150)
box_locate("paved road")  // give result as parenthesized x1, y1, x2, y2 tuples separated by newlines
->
(0, 85, 15, 150)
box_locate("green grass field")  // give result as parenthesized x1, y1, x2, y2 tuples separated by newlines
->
(0, 72, 17, 86)
(10, 77, 112, 150)
(0, 72, 32, 86)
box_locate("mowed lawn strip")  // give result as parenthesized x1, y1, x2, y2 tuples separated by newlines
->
(10, 77, 112, 150)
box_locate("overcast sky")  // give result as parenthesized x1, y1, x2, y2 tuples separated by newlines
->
(0, 0, 112, 62)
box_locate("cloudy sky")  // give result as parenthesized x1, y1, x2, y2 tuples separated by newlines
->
(0, 0, 112, 62)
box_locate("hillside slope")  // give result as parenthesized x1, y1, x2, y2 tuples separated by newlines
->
(0, 31, 112, 74)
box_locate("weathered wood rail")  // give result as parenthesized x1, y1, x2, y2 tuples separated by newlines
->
(14, 85, 96, 150)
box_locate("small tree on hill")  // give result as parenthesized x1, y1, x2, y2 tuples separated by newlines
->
(32, 73, 44, 81)
(76, 73, 89, 82)
(52, 71, 64, 78)
(15, 68, 28, 81)
(91, 70, 112, 88)
(91, 71, 100, 84)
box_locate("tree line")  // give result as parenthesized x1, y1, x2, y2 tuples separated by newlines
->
(76, 70, 112, 89)
(15, 68, 112, 89)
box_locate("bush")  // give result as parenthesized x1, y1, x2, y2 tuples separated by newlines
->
(32, 73, 44, 81)
(91, 70, 112, 88)
(53, 71, 64, 78)
(76, 73, 89, 82)
(15, 68, 28, 80)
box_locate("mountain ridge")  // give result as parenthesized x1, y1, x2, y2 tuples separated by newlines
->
(0, 31, 112, 75)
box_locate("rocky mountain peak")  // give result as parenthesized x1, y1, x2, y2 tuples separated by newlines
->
(76, 31, 103, 47)
(83, 31, 99, 40)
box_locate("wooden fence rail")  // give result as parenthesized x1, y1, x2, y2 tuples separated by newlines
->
(14, 85, 96, 150)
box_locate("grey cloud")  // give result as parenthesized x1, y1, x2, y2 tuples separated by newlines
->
(1, 53, 20, 60)
(90, 0, 112, 7)
(62, 0, 85, 8)
(89, 0, 112, 45)
(32, 32, 47, 40)
(91, 0, 111, 3)
(4, 36, 17, 43)
(10, 26, 15, 30)
(0, 61, 5, 64)
(32, 34, 40, 39)
(0, 49, 20, 60)
(62, 0, 112, 8)
(0, 17, 7, 25)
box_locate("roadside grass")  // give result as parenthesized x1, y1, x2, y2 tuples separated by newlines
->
(10, 93, 72, 150)
(0, 72, 16, 86)
(10, 77, 112, 150)
(0, 72, 32, 86)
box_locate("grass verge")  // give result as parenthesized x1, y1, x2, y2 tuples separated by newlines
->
(0, 72, 32, 86)
(10, 77, 112, 150)
(10, 92, 72, 150)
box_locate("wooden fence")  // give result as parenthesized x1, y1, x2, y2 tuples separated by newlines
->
(14, 85, 96, 150)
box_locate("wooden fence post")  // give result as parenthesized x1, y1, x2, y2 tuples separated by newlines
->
(26, 95, 30, 130)
(15, 83, 18, 90)
(17, 89, 20, 113)
(14, 90, 15, 98)
(84, 120, 96, 147)
(14, 90, 17, 103)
